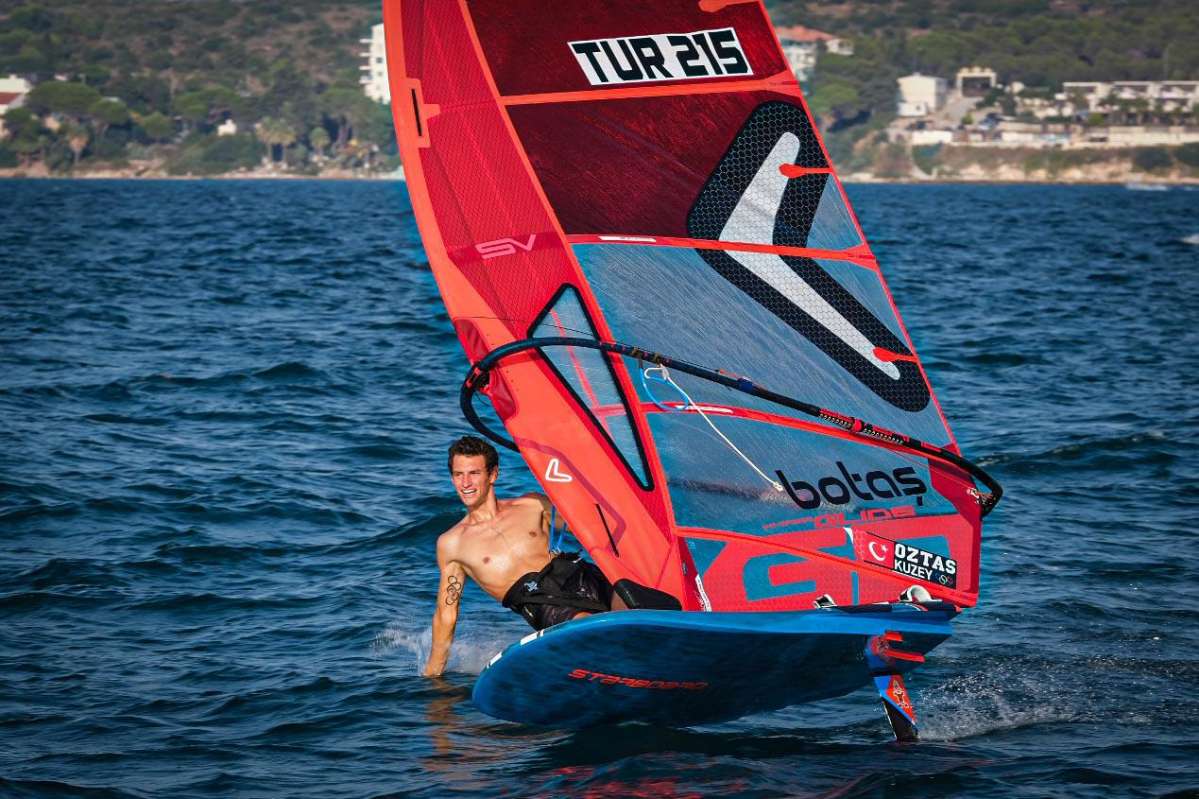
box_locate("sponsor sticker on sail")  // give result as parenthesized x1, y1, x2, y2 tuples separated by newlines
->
(853, 530, 957, 588)
(568, 28, 751, 86)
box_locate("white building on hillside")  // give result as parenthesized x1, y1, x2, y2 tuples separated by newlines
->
(910, 129, 954, 145)
(956, 66, 997, 97)
(775, 25, 853, 82)
(0, 75, 31, 139)
(0, 74, 30, 96)
(1061, 80, 1199, 114)
(360, 23, 390, 104)
(897, 73, 947, 117)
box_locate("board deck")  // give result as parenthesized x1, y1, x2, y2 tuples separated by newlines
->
(472, 605, 954, 728)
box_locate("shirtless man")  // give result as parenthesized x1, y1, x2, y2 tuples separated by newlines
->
(423, 435, 614, 677)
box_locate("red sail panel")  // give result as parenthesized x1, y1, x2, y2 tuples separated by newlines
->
(385, 0, 688, 603)
(386, 0, 985, 613)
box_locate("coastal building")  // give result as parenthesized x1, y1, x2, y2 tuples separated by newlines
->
(995, 122, 1044, 145)
(1013, 93, 1063, 120)
(897, 74, 947, 117)
(904, 119, 1199, 149)
(360, 23, 390, 104)
(0, 74, 30, 100)
(1086, 125, 1199, 147)
(910, 129, 954, 145)
(1061, 81, 1199, 115)
(0, 75, 31, 137)
(775, 25, 852, 82)
(955, 66, 997, 97)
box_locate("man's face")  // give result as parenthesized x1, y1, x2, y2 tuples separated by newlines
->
(450, 454, 497, 510)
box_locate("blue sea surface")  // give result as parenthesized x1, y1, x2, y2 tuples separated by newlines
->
(1, 179, 1196, 798)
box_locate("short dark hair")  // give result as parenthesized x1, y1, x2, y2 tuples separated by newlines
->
(448, 435, 499, 473)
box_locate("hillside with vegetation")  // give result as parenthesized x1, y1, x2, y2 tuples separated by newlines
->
(1, 0, 1196, 179)
(785, 0, 1199, 175)
(0, 0, 394, 175)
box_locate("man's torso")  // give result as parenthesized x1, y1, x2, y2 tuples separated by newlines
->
(452, 497, 553, 601)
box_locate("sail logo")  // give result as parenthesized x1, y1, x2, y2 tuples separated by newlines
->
(475, 234, 536, 260)
(567, 668, 707, 691)
(543, 458, 573, 483)
(775, 462, 927, 510)
(853, 530, 957, 588)
(568, 28, 751, 86)
(686, 103, 932, 412)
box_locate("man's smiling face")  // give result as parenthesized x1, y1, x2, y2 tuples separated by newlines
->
(450, 453, 497, 511)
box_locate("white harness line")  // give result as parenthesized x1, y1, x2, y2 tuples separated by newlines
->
(644, 364, 784, 493)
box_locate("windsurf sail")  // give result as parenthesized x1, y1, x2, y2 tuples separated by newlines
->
(385, 0, 1001, 614)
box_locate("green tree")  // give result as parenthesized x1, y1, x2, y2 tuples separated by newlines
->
(166, 132, 263, 176)
(146, 50, 172, 71)
(255, 60, 317, 127)
(319, 87, 374, 151)
(108, 74, 170, 116)
(200, 86, 246, 124)
(308, 126, 330, 156)
(2, 107, 40, 140)
(9, 5, 56, 33)
(284, 142, 309, 168)
(25, 81, 102, 119)
(92, 128, 129, 161)
(806, 78, 861, 124)
(138, 111, 174, 142)
(0, 31, 32, 56)
(9, 131, 46, 168)
(173, 91, 212, 132)
(255, 116, 296, 163)
(173, 86, 246, 132)
(59, 120, 89, 166)
(79, 64, 111, 87)
(7, 43, 49, 75)
(88, 97, 129, 140)
(356, 101, 396, 153)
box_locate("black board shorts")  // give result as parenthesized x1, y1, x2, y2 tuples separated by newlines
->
(502, 553, 613, 631)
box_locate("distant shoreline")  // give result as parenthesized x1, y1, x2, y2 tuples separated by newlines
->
(2, 170, 1193, 186)
(0, 166, 404, 181)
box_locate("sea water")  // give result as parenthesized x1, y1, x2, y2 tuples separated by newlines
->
(1, 180, 1196, 798)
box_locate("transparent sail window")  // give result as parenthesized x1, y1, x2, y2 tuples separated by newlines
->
(530, 286, 652, 488)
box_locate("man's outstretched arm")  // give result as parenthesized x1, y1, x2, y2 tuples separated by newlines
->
(423, 535, 464, 677)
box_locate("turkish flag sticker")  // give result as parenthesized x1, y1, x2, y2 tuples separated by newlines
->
(854, 530, 896, 569)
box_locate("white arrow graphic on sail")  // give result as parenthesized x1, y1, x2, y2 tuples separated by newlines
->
(720, 133, 900, 380)
(544, 458, 573, 483)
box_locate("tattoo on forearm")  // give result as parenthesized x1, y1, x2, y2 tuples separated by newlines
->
(445, 575, 462, 605)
